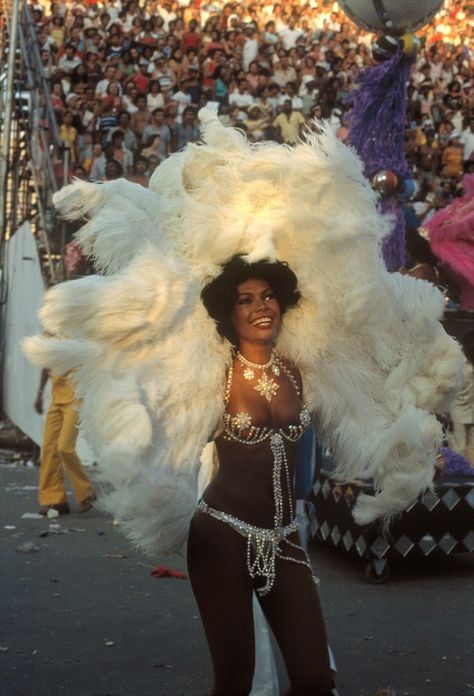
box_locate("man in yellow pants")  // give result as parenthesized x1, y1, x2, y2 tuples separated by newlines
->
(35, 369, 95, 515)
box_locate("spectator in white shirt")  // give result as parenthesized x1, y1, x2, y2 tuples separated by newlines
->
(229, 79, 255, 112)
(158, 1, 177, 31)
(242, 27, 259, 71)
(278, 20, 303, 51)
(277, 81, 304, 111)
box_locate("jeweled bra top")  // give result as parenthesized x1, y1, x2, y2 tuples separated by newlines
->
(222, 352, 311, 445)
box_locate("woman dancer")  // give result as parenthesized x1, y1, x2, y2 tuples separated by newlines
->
(25, 109, 462, 696)
(190, 257, 334, 695)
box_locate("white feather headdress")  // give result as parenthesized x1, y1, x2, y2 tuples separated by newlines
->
(23, 109, 463, 556)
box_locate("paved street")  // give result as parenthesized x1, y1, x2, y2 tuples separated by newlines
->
(1, 460, 473, 696)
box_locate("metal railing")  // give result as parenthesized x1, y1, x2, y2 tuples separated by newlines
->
(0, 0, 71, 285)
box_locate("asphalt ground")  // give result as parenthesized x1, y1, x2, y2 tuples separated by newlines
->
(1, 459, 473, 696)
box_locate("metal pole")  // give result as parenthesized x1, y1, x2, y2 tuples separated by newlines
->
(0, 0, 22, 242)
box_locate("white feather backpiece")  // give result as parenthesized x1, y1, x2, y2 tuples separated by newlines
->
(23, 109, 463, 555)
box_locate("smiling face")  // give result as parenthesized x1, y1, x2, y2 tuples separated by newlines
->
(231, 278, 281, 348)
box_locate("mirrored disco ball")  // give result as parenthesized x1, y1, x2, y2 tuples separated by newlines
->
(338, 0, 444, 35)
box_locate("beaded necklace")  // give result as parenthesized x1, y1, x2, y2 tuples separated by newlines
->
(236, 350, 281, 403)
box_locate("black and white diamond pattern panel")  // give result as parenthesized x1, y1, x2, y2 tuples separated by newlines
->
(311, 474, 474, 561)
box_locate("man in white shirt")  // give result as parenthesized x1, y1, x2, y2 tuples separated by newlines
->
(277, 81, 304, 111)
(229, 80, 255, 111)
(278, 20, 303, 51)
(242, 27, 259, 71)
(158, 1, 177, 31)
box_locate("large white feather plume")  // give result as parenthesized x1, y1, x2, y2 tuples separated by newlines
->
(24, 109, 463, 555)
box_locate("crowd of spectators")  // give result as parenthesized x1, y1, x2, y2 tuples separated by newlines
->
(32, 0, 473, 222)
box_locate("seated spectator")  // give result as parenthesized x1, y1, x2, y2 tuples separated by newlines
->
(128, 155, 150, 187)
(40, 48, 54, 79)
(104, 80, 124, 112)
(130, 95, 152, 139)
(59, 110, 79, 164)
(165, 102, 180, 152)
(181, 47, 200, 79)
(244, 105, 270, 142)
(300, 80, 319, 116)
(278, 81, 304, 111)
(117, 50, 135, 80)
(123, 84, 140, 114)
(50, 15, 66, 49)
(262, 20, 278, 49)
(96, 65, 121, 97)
(136, 19, 159, 50)
(242, 27, 259, 72)
(173, 77, 194, 113)
(71, 164, 87, 181)
(149, 55, 176, 94)
(273, 52, 297, 88)
(229, 79, 255, 115)
(83, 142, 101, 176)
(416, 126, 440, 192)
(441, 134, 464, 179)
(104, 157, 124, 180)
(142, 107, 171, 157)
(147, 80, 166, 112)
(273, 99, 306, 145)
(158, 2, 178, 32)
(107, 33, 125, 60)
(142, 134, 163, 161)
(89, 142, 115, 181)
(57, 43, 82, 74)
(98, 99, 119, 142)
(168, 47, 184, 84)
(110, 130, 133, 176)
(130, 59, 151, 95)
(117, 110, 138, 152)
(84, 51, 102, 84)
(147, 153, 160, 176)
(213, 66, 230, 106)
(70, 63, 90, 92)
(50, 81, 66, 116)
(181, 19, 201, 54)
(254, 85, 275, 117)
(177, 106, 200, 150)
(186, 66, 203, 105)
(245, 61, 261, 95)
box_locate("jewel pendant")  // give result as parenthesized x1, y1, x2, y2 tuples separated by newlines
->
(254, 372, 279, 402)
(243, 367, 254, 380)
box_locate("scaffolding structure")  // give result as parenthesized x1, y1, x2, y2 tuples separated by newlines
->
(0, 0, 67, 284)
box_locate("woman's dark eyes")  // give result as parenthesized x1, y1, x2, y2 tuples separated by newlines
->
(236, 292, 275, 305)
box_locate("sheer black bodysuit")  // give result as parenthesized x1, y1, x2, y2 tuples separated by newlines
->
(187, 354, 332, 695)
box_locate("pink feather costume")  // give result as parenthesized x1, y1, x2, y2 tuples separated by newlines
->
(425, 175, 474, 310)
